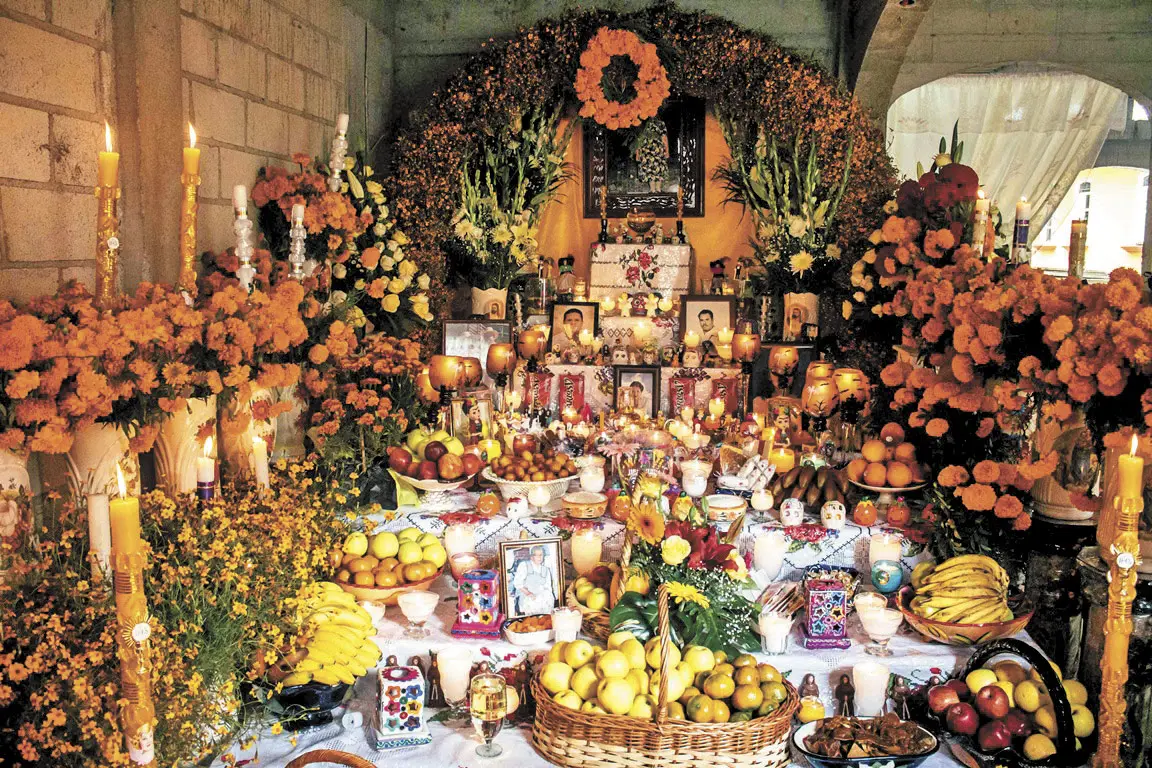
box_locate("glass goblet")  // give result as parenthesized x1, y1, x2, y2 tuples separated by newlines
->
(396, 591, 439, 639)
(470, 673, 507, 758)
(856, 606, 904, 656)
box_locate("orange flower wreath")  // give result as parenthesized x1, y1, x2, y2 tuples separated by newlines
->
(574, 27, 670, 130)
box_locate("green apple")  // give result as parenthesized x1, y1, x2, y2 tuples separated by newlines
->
(443, 437, 465, 456)
(405, 428, 429, 453)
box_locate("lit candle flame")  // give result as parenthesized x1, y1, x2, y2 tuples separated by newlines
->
(1020, 195, 1027, 203)
(189, 123, 197, 148)
(115, 463, 127, 499)
(1131, 434, 1139, 457)
(253, 435, 265, 450)
(203, 436, 213, 458)
(104, 122, 113, 152)
(977, 188, 985, 200)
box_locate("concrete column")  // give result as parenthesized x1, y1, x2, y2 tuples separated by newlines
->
(112, 0, 184, 287)
(1144, 132, 1152, 275)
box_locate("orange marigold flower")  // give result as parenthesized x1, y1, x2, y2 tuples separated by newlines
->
(977, 324, 1002, 348)
(993, 493, 1023, 519)
(308, 345, 330, 364)
(973, 460, 1000, 484)
(937, 465, 970, 487)
(950, 354, 974, 383)
(925, 418, 949, 437)
(5, 369, 39, 399)
(1012, 512, 1033, 531)
(1044, 315, 1074, 344)
(880, 361, 912, 387)
(961, 483, 997, 511)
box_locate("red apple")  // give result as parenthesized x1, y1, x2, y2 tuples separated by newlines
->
(388, 446, 412, 474)
(975, 684, 1011, 720)
(423, 440, 448, 462)
(461, 453, 484, 476)
(977, 720, 1012, 752)
(944, 678, 970, 701)
(1001, 709, 1033, 739)
(417, 460, 438, 481)
(927, 684, 961, 715)
(946, 702, 980, 736)
(437, 453, 463, 481)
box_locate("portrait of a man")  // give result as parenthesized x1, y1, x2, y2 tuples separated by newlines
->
(549, 302, 599, 353)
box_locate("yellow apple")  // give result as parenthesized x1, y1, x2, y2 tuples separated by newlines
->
(369, 532, 399, 559)
(674, 661, 696, 689)
(342, 532, 368, 556)
(397, 541, 423, 565)
(541, 662, 573, 695)
(644, 637, 680, 670)
(553, 690, 581, 710)
(991, 660, 1028, 685)
(580, 700, 606, 715)
(1034, 704, 1058, 738)
(628, 693, 655, 720)
(564, 640, 595, 670)
(1023, 733, 1057, 761)
(397, 527, 421, 542)
(596, 650, 630, 679)
(575, 583, 596, 603)
(597, 678, 636, 715)
(1071, 705, 1095, 738)
(626, 668, 649, 697)
(619, 639, 646, 670)
(584, 588, 608, 611)
(548, 641, 569, 664)
(682, 645, 716, 675)
(1014, 680, 1043, 712)
(1062, 680, 1088, 706)
(571, 665, 599, 700)
(649, 670, 686, 704)
(965, 668, 998, 694)
(1030, 659, 1062, 682)
(607, 630, 635, 650)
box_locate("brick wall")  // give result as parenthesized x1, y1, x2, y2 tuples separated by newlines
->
(0, 0, 114, 300)
(180, 0, 382, 254)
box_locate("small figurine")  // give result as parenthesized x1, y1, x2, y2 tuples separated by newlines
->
(556, 254, 576, 300)
(886, 497, 911, 528)
(799, 673, 820, 700)
(889, 674, 912, 719)
(708, 258, 727, 294)
(853, 497, 879, 527)
(780, 497, 805, 527)
(835, 674, 856, 717)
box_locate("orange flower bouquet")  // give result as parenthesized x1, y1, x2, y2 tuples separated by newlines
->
(574, 27, 670, 130)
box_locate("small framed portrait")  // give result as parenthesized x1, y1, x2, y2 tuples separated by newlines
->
(442, 321, 513, 388)
(614, 365, 661, 419)
(679, 295, 738, 357)
(450, 393, 493, 444)
(499, 538, 564, 619)
(549, 302, 599, 354)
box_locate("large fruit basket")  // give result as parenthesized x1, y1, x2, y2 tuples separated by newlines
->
(532, 584, 799, 768)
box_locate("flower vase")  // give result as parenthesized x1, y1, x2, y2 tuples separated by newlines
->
(470, 287, 508, 320)
(0, 449, 33, 578)
(782, 292, 819, 341)
(217, 388, 276, 483)
(272, 385, 306, 460)
(154, 396, 217, 494)
(66, 423, 140, 497)
(1030, 412, 1098, 523)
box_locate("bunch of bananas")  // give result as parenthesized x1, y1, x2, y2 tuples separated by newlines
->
(267, 581, 382, 688)
(910, 555, 1012, 624)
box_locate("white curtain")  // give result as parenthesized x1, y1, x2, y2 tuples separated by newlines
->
(887, 72, 1126, 241)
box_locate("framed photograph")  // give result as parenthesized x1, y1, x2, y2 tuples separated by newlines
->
(442, 321, 512, 388)
(549, 302, 599, 354)
(679, 295, 738, 357)
(614, 365, 661, 419)
(450, 393, 493, 443)
(583, 96, 705, 218)
(498, 538, 564, 620)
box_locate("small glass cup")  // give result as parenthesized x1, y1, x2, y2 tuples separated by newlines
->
(758, 609, 793, 654)
(396, 591, 439, 639)
(551, 607, 582, 642)
(437, 646, 474, 710)
(853, 592, 888, 614)
(857, 606, 904, 656)
(450, 552, 481, 581)
(470, 673, 507, 758)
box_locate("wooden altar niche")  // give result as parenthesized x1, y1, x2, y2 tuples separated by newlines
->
(582, 96, 705, 218)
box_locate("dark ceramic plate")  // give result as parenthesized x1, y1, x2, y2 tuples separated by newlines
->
(792, 719, 939, 768)
(273, 681, 353, 730)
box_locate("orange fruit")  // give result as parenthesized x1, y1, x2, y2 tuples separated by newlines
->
(846, 458, 868, 482)
(686, 694, 715, 723)
(909, 462, 925, 482)
(703, 673, 735, 699)
(861, 439, 887, 463)
(863, 462, 888, 486)
(352, 571, 376, 586)
(732, 684, 764, 711)
(348, 556, 379, 573)
(374, 570, 398, 587)
(712, 699, 731, 723)
(894, 442, 917, 463)
(336, 568, 351, 583)
(886, 461, 913, 488)
(880, 422, 906, 445)
(734, 666, 759, 687)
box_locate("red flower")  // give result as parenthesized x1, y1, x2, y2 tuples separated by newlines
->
(638, 252, 653, 269)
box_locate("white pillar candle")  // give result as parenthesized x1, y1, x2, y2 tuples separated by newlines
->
(753, 530, 788, 578)
(570, 529, 603, 576)
(443, 523, 476, 558)
(718, 327, 735, 344)
(683, 330, 700, 349)
(853, 661, 891, 717)
(437, 647, 475, 705)
(707, 397, 725, 417)
(291, 203, 305, 222)
(87, 493, 111, 581)
(251, 435, 270, 489)
(197, 436, 216, 486)
(869, 533, 903, 566)
(232, 184, 248, 212)
(335, 112, 349, 135)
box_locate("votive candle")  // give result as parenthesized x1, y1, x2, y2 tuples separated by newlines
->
(251, 435, 270, 489)
(571, 529, 603, 576)
(98, 122, 119, 188)
(869, 532, 903, 565)
(1119, 435, 1144, 500)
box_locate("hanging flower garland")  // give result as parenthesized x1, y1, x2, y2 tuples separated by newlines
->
(574, 27, 671, 130)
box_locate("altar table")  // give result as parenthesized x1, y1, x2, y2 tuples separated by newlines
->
(211, 496, 1012, 768)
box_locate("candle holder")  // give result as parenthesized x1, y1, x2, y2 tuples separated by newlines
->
(801, 376, 840, 442)
(733, 329, 761, 422)
(598, 185, 609, 243)
(95, 184, 120, 306)
(111, 548, 157, 765)
(327, 119, 349, 193)
(288, 205, 307, 280)
(428, 355, 462, 424)
(486, 343, 517, 414)
(676, 186, 686, 244)
(768, 346, 799, 395)
(178, 169, 201, 292)
(233, 204, 256, 292)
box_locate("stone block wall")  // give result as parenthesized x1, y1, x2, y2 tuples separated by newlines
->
(0, 0, 114, 300)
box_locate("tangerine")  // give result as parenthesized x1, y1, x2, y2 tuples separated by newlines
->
(374, 570, 398, 587)
(894, 442, 917, 463)
(703, 673, 735, 699)
(885, 461, 913, 488)
(352, 571, 375, 586)
(712, 699, 731, 723)
(732, 684, 764, 711)
(846, 458, 868, 482)
(861, 439, 887, 463)
(880, 422, 906, 445)
(734, 666, 759, 687)
(863, 462, 888, 486)
(686, 694, 715, 723)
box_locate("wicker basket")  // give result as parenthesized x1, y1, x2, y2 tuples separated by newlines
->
(533, 584, 799, 768)
(481, 468, 574, 503)
(564, 582, 611, 641)
(285, 750, 374, 768)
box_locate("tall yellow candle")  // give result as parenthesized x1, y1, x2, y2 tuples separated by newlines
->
(1119, 435, 1144, 500)
(182, 124, 200, 175)
(109, 465, 143, 557)
(98, 122, 119, 188)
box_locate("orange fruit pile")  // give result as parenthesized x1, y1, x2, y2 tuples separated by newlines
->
(847, 424, 924, 488)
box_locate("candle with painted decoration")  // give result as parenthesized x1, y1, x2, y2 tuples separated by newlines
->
(477, 439, 502, 462)
(768, 346, 799, 375)
(806, 361, 836, 382)
(516, 329, 545, 361)
(1119, 435, 1144, 500)
(485, 343, 516, 376)
(833, 368, 869, 401)
(183, 124, 200, 176)
(428, 355, 462, 390)
(252, 435, 270, 489)
(683, 330, 700, 349)
(109, 465, 142, 557)
(707, 397, 725, 418)
(98, 123, 118, 187)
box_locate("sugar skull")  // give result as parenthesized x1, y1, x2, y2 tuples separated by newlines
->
(780, 497, 805, 526)
(820, 500, 847, 530)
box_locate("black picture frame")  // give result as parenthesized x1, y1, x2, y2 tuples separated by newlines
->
(613, 365, 662, 419)
(548, 301, 600, 354)
(441, 320, 513, 389)
(583, 96, 706, 219)
(678, 294, 739, 357)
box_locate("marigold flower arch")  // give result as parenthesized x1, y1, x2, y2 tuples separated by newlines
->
(387, 6, 895, 332)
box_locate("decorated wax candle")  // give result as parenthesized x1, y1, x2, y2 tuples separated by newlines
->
(570, 529, 603, 576)
(98, 123, 119, 187)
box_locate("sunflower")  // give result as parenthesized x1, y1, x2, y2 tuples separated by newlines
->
(665, 582, 710, 610)
(628, 503, 665, 546)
